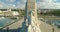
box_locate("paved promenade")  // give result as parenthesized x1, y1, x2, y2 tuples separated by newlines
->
(40, 21, 60, 32)
(0, 18, 60, 32)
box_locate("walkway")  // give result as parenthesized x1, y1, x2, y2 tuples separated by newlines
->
(0, 18, 60, 32)
(40, 21, 60, 32)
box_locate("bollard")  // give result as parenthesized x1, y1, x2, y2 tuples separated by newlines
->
(52, 28, 54, 32)
(6, 27, 9, 32)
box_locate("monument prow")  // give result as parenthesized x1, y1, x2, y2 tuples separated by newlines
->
(20, 0, 41, 32)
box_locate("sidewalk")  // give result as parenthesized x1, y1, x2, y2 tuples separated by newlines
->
(40, 21, 60, 32)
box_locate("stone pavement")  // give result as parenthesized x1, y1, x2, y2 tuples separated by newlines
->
(0, 19, 60, 32)
(40, 21, 60, 32)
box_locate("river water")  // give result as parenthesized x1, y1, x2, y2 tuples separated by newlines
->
(0, 17, 16, 27)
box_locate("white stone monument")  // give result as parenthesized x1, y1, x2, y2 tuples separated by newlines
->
(20, 0, 41, 32)
(27, 0, 41, 32)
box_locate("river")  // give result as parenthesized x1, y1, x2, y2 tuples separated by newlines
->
(0, 17, 16, 27)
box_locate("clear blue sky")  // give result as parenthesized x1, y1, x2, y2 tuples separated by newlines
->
(0, 0, 60, 9)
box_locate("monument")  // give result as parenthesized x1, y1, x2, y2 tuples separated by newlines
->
(20, 0, 41, 32)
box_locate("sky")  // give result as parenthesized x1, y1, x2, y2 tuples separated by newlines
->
(0, 0, 60, 9)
